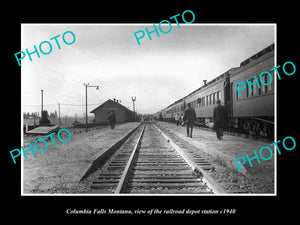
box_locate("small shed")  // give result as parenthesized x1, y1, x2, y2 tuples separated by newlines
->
(72, 120, 81, 128)
(90, 99, 134, 124)
(26, 125, 60, 135)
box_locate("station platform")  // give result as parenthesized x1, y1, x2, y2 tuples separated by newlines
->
(23, 121, 275, 194)
(23, 122, 141, 194)
(26, 125, 60, 135)
(156, 121, 275, 183)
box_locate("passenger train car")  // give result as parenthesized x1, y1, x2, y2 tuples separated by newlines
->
(154, 44, 275, 138)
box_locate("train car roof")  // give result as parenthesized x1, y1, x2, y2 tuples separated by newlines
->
(164, 67, 237, 109)
(186, 68, 237, 97)
(239, 43, 274, 67)
(156, 43, 275, 113)
(230, 43, 274, 79)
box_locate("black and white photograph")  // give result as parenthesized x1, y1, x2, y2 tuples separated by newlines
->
(3, 4, 299, 220)
(21, 24, 276, 195)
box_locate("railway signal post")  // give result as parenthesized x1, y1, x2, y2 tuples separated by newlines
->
(84, 83, 99, 132)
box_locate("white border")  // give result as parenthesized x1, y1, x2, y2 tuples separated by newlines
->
(21, 23, 277, 196)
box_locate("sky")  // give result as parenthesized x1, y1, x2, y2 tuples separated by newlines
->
(22, 24, 275, 117)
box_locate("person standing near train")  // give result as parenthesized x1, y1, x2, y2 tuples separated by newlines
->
(183, 103, 196, 138)
(175, 113, 180, 126)
(180, 114, 184, 126)
(213, 99, 226, 140)
(107, 111, 116, 129)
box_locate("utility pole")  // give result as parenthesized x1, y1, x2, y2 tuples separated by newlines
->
(84, 83, 99, 132)
(85, 84, 88, 132)
(41, 89, 44, 120)
(58, 103, 61, 125)
(132, 96, 136, 120)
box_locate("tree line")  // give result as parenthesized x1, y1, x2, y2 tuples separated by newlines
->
(23, 110, 58, 119)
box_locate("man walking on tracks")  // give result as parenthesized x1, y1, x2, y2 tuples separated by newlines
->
(213, 99, 226, 140)
(183, 103, 196, 138)
(107, 111, 116, 129)
(175, 113, 180, 126)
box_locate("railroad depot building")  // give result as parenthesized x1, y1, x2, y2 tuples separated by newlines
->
(90, 99, 134, 124)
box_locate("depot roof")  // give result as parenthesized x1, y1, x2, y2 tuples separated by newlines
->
(90, 99, 133, 114)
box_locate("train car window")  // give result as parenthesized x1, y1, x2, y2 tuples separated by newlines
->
(236, 83, 242, 100)
(268, 78, 272, 91)
(209, 94, 212, 105)
(263, 74, 268, 93)
(246, 83, 249, 98)
(216, 91, 220, 100)
(249, 78, 255, 96)
(197, 98, 201, 107)
(213, 93, 216, 104)
(206, 96, 209, 106)
(267, 73, 272, 92)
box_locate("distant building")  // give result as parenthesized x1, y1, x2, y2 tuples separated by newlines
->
(90, 99, 134, 124)
(72, 120, 81, 128)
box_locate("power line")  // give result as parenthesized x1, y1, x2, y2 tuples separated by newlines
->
(24, 103, 102, 107)
(23, 104, 56, 107)
(60, 103, 101, 106)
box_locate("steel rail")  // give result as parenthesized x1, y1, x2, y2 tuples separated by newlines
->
(153, 123, 227, 194)
(114, 125, 146, 194)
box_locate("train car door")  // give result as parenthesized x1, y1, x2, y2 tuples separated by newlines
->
(229, 82, 233, 118)
(224, 77, 231, 116)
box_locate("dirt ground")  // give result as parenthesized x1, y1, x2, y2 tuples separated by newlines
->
(158, 122, 275, 184)
(22, 122, 141, 194)
(22, 121, 275, 194)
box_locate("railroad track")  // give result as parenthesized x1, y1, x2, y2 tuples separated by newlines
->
(83, 122, 225, 194)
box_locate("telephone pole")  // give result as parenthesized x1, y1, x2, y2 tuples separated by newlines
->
(58, 103, 61, 125)
(132, 96, 136, 120)
(84, 83, 99, 132)
(41, 89, 44, 119)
